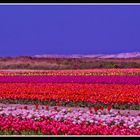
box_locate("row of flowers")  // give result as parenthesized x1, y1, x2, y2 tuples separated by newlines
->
(1, 70, 140, 135)
(1, 69, 140, 76)
(0, 76, 140, 84)
(1, 115, 140, 135)
(0, 83, 139, 106)
(0, 104, 139, 126)
(0, 104, 139, 135)
(0, 99, 140, 110)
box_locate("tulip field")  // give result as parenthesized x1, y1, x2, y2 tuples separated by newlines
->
(0, 68, 140, 135)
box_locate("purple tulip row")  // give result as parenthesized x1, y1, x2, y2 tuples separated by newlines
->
(0, 76, 140, 84)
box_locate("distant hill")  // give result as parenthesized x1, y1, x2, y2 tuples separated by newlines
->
(0, 52, 140, 69)
(33, 52, 140, 59)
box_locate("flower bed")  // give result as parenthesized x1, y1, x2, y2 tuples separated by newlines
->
(0, 69, 139, 135)
(0, 83, 139, 108)
(0, 76, 140, 84)
(1, 68, 140, 76)
(0, 104, 139, 135)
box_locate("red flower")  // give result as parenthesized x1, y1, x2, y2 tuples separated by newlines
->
(24, 106, 28, 110)
(107, 105, 112, 111)
(54, 106, 58, 110)
(94, 107, 98, 112)
(46, 106, 49, 110)
(35, 104, 39, 110)
(100, 106, 104, 111)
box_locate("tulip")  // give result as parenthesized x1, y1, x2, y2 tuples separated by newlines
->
(24, 106, 28, 110)
(35, 104, 39, 110)
(94, 107, 98, 113)
(46, 106, 49, 110)
(54, 106, 58, 111)
(100, 106, 104, 111)
(107, 105, 112, 112)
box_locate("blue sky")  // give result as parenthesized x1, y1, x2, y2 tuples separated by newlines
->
(0, 5, 140, 56)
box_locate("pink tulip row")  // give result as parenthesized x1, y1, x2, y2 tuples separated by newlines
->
(0, 104, 139, 133)
(0, 114, 140, 135)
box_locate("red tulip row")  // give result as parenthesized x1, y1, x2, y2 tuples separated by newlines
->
(0, 115, 139, 135)
(0, 83, 139, 105)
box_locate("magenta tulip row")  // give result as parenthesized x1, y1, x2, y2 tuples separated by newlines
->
(0, 76, 140, 84)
